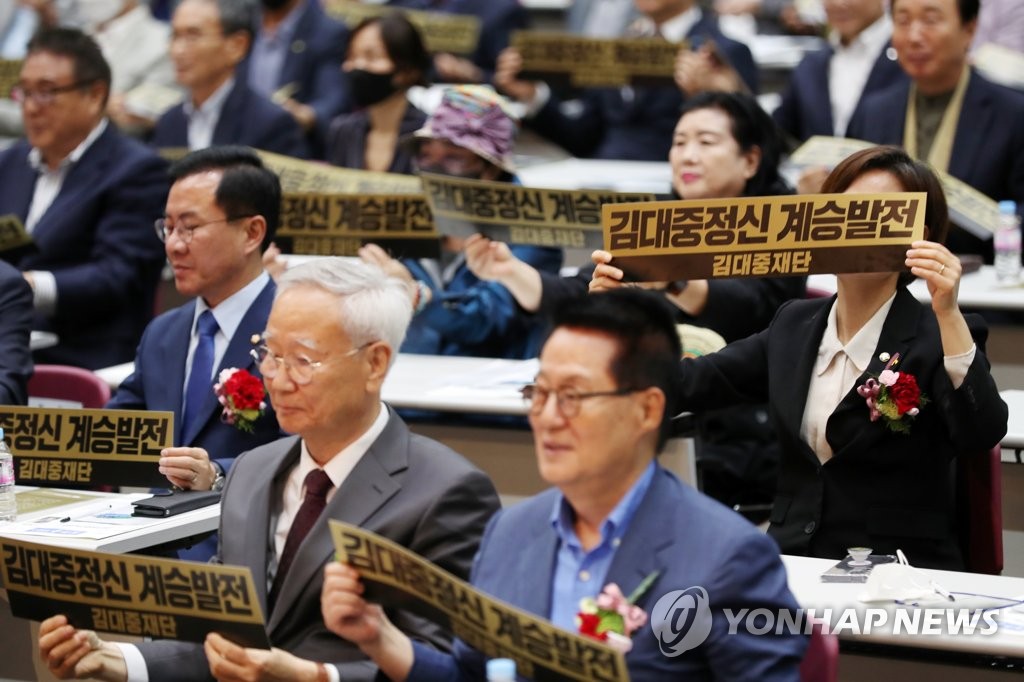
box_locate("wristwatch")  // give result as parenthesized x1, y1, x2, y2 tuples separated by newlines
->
(664, 280, 689, 296)
(211, 463, 226, 492)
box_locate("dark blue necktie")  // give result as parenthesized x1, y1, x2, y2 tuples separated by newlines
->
(182, 310, 218, 437)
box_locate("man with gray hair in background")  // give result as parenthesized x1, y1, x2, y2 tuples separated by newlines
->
(38, 258, 500, 682)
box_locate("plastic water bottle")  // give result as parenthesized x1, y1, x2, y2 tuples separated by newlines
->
(0, 427, 17, 522)
(994, 200, 1022, 284)
(486, 658, 516, 682)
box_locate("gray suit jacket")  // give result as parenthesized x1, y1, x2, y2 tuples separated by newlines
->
(136, 408, 500, 681)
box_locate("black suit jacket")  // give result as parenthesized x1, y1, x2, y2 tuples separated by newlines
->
(324, 104, 426, 174)
(675, 287, 1008, 569)
(152, 80, 309, 158)
(773, 40, 906, 142)
(0, 124, 169, 369)
(0, 261, 33, 405)
(846, 69, 1024, 261)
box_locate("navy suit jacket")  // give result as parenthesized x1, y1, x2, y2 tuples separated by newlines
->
(241, 0, 350, 152)
(0, 125, 168, 369)
(773, 41, 906, 142)
(387, 0, 529, 77)
(107, 280, 281, 475)
(0, 261, 33, 406)
(530, 15, 758, 161)
(410, 467, 806, 681)
(846, 69, 1024, 261)
(674, 287, 1008, 570)
(151, 80, 309, 158)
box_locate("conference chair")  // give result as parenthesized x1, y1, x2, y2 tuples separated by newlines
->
(27, 364, 111, 409)
(799, 618, 839, 682)
(957, 445, 1003, 575)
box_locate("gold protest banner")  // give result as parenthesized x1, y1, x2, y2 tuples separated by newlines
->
(277, 192, 440, 259)
(157, 146, 190, 163)
(1, 537, 269, 648)
(257, 150, 422, 194)
(787, 135, 874, 169)
(790, 136, 999, 239)
(602, 192, 926, 281)
(0, 59, 21, 102)
(323, 0, 480, 55)
(330, 520, 630, 682)
(421, 172, 656, 249)
(153, 149, 423, 195)
(933, 170, 1000, 239)
(511, 31, 679, 88)
(0, 214, 33, 252)
(0, 407, 173, 488)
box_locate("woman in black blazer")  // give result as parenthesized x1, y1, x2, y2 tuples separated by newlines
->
(597, 146, 1008, 569)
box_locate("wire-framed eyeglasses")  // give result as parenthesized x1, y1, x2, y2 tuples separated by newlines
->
(519, 384, 639, 418)
(251, 342, 371, 385)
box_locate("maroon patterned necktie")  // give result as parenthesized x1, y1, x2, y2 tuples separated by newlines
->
(268, 468, 333, 611)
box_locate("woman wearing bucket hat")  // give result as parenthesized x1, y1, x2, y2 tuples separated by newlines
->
(358, 85, 563, 360)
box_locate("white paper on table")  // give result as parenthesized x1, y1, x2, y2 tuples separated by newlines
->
(1, 494, 157, 540)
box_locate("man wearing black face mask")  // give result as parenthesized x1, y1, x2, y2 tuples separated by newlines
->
(243, 0, 349, 157)
(152, 0, 309, 158)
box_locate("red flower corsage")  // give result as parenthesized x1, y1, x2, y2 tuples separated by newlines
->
(214, 368, 267, 433)
(856, 353, 928, 434)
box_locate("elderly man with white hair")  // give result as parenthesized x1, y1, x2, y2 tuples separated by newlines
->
(38, 257, 501, 682)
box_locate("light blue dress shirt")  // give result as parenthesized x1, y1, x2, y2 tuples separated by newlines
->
(247, 0, 305, 98)
(548, 460, 656, 632)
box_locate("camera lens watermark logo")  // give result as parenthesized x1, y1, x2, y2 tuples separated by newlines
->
(649, 586, 713, 657)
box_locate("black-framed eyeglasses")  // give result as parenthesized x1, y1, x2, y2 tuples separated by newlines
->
(251, 342, 372, 386)
(154, 215, 254, 244)
(10, 80, 97, 106)
(520, 384, 639, 418)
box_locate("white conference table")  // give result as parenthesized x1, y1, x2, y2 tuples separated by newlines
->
(784, 554, 1024, 678)
(0, 486, 219, 555)
(807, 266, 1024, 311)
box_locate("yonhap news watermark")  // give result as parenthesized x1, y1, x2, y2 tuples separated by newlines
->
(650, 586, 1003, 656)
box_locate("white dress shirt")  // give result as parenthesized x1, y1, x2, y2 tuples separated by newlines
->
(183, 270, 270, 405)
(828, 14, 893, 136)
(801, 293, 975, 463)
(24, 118, 108, 315)
(94, 4, 175, 96)
(183, 77, 235, 151)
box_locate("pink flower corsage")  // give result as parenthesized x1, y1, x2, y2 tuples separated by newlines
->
(856, 353, 928, 434)
(575, 571, 659, 653)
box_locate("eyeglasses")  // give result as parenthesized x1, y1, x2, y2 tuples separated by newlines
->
(10, 80, 96, 106)
(251, 342, 371, 386)
(154, 215, 253, 244)
(520, 384, 639, 418)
